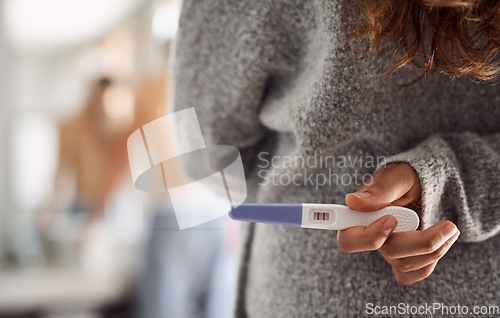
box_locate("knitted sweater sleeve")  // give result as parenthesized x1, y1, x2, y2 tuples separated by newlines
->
(381, 132, 500, 242)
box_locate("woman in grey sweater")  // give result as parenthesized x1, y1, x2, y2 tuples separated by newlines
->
(173, 0, 500, 317)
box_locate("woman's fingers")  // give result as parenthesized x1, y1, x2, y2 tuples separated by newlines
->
(355, 167, 385, 193)
(392, 262, 438, 286)
(379, 221, 458, 259)
(381, 229, 460, 272)
(345, 163, 421, 212)
(338, 163, 459, 285)
(337, 215, 398, 253)
(377, 221, 460, 285)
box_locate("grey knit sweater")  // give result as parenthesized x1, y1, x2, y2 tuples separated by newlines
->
(172, 0, 500, 317)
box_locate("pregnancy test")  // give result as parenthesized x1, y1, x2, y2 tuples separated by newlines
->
(229, 203, 419, 232)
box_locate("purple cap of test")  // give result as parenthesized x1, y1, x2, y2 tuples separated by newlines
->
(229, 203, 303, 227)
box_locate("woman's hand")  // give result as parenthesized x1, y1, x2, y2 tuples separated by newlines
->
(337, 163, 460, 285)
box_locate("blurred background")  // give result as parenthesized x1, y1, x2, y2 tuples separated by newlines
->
(0, 0, 239, 317)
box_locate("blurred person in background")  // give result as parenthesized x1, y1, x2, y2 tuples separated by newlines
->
(0, 0, 245, 317)
(44, 77, 134, 244)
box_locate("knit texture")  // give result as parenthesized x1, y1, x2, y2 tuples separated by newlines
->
(172, 0, 500, 317)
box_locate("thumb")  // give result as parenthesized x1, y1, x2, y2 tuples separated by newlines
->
(345, 165, 415, 212)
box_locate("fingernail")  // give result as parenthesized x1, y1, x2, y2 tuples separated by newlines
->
(446, 230, 460, 245)
(383, 217, 397, 235)
(442, 223, 457, 237)
(349, 191, 371, 199)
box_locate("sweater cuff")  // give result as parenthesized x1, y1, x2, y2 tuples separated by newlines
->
(377, 137, 453, 231)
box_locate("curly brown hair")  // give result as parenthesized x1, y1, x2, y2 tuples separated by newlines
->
(353, 0, 500, 82)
